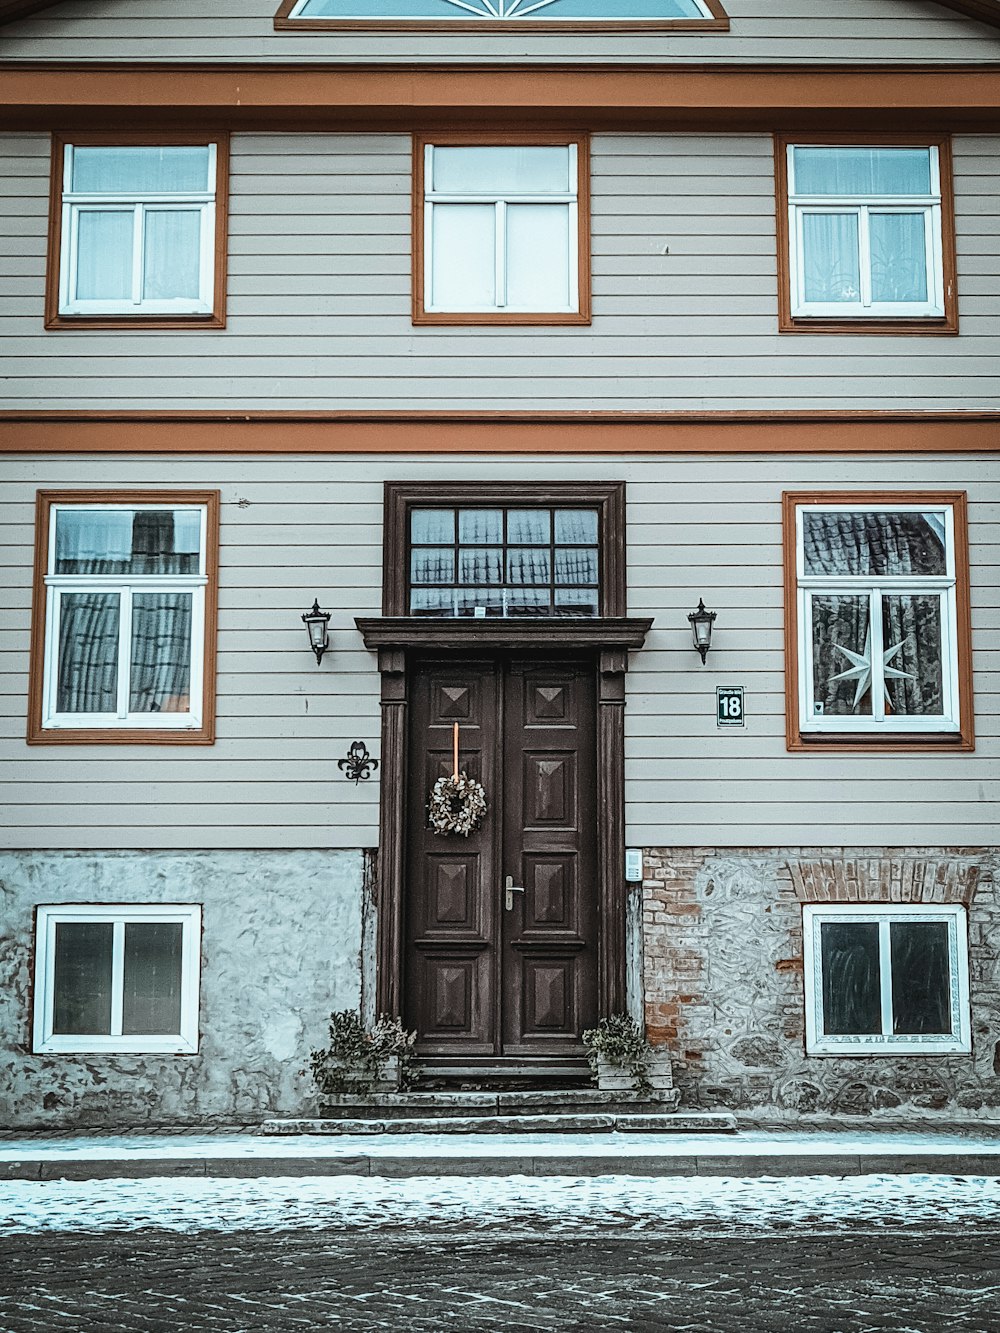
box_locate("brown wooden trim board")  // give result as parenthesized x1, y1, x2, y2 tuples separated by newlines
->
(6, 65, 1000, 133)
(1, 415, 999, 454)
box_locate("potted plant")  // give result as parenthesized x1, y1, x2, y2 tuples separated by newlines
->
(583, 1013, 674, 1096)
(309, 1009, 415, 1098)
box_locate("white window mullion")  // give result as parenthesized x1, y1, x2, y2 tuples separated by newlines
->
(44, 587, 62, 726)
(495, 199, 507, 309)
(800, 589, 815, 721)
(110, 920, 126, 1038)
(116, 588, 132, 720)
(858, 206, 873, 309)
(131, 206, 144, 306)
(869, 586, 886, 723)
(878, 919, 894, 1038)
(62, 205, 78, 308)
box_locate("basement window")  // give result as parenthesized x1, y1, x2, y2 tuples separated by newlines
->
(803, 904, 970, 1056)
(32, 904, 202, 1054)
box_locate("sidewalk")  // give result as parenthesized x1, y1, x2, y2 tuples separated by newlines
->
(2, 1127, 1000, 1180)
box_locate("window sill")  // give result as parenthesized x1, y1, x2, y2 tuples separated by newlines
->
(789, 729, 974, 753)
(779, 316, 958, 336)
(28, 725, 215, 746)
(45, 313, 226, 331)
(414, 311, 591, 327)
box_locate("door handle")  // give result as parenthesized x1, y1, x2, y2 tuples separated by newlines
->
(504, 874, 525, 912)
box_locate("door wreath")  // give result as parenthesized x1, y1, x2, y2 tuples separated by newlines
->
(428, 772, 488, 837)
(428, 721, 488, 836)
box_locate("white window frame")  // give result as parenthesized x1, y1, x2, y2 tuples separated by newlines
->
(803, 903, 970, 1056)
(795, 502, 960, 735)
(58, 142, 218, 317)
(786, 143, 945, 320)
(423, 141, 580, 315)
(42, 501, 208, 732)
(33, 903, 202, 1055)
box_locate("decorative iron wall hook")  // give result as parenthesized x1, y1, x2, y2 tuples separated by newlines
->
(338, 740, 379, 784)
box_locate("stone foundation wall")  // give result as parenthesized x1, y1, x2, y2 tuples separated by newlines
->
(0, 849, 367, 1129)
(642, 847, 1000, 1121)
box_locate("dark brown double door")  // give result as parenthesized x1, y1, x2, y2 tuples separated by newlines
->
(405, 655, 598, 1063)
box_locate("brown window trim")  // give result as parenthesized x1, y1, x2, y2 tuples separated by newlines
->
(45, 132, 230, 331)
(274, 0, 729, 33)
(28, 489, 220, 746)
(782, 490, 974, 753)
(383, 480, 624, 616)
(412, 132, 591, 327)
(774, 133, 958, 337)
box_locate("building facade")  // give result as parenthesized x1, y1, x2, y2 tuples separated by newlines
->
(1, 0, 998, 1128)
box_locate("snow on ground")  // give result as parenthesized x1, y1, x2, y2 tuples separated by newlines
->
(1, 1173, 998, 1236)
(2, 1129, 999, 1162)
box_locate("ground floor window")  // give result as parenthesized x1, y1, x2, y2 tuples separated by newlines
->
(32, 904, 201, 1054)
(803, 903, 970, 1055)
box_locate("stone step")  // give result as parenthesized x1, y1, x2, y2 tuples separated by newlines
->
(305, 1090, 682, 1120)
(260, 1111, 738, 1136)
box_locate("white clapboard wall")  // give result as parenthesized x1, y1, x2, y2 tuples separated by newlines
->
(0, 453, 996, 849)
(0, 0, 997, 64)
(2, 130, 999, 410)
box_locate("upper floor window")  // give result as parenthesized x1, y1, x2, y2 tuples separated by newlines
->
(29, 492, 220, 745)
(783, 492, 973, 751)
(46, 136, 229, 329)
(413, 136, 590, 325)
(777, 138, 957, 334)
(277, 0, 728, 31)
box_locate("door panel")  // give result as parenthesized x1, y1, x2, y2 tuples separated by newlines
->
(405, 655, 597, 1061)
(502, 660, 597, 1056)
(405, 660, 497, 1055)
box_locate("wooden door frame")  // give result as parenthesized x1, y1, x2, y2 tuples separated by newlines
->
(357, 616, 652, 1025)
(359, 479, 649, 1027)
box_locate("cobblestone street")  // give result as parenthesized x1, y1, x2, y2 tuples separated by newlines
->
(2, 1173, 999, 1332)
(2, 1226, 1000, 1332)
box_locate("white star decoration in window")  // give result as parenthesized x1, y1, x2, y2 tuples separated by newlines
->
(830, 627, 915, 710)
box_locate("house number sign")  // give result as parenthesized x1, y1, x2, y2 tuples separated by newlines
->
(716, 686, 745, 728)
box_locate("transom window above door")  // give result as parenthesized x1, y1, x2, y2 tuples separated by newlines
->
(414, 136, 590, 325)
(383, 482, 625, 619)
(410, 505, 600, 617)
(277, 0, 728, 30)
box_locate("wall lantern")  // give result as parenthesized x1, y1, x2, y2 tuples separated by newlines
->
(302, 598, 332, 664)
(687, 597, 717, 665)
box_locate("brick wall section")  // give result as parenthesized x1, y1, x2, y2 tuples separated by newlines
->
(642, 847, 1000, 1121)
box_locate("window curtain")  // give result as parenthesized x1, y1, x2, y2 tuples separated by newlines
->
(75, 211, 133, 301)
(129, 593, 193, 713)
(56, 510, 199, 575)
(802, 213, 860, 302)
(870, 213, 928, 303)
(57, 592, 120, 713)
(143, 210, 201, 300)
